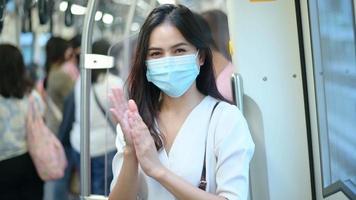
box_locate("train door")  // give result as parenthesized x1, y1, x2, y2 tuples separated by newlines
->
(226, 0, 356, 199)
(301, 0, 356, 199)
(226, 1, 312, 199)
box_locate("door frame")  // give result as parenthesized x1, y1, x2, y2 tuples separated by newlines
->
(299, 0, 355, 199)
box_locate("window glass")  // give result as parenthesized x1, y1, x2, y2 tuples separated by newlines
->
(311, 0, 356, 192)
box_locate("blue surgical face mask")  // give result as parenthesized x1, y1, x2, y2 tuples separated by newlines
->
(146, 52, 199, 98)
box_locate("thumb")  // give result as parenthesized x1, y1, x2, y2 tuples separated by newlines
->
(128, 99, 138, 113)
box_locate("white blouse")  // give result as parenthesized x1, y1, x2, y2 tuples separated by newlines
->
(111, 96, 255, 200)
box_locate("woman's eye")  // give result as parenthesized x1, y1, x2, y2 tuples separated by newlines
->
(175, 48, 186, 54)
(150, 52, 161, 57)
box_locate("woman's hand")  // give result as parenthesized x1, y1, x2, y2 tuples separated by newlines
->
(109, 88, 134, 149)
(127, 99, 165, 178)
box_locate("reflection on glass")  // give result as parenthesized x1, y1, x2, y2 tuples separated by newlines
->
(315, 0, 356, 190)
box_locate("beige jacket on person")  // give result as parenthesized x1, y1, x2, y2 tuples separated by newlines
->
(45, 66, 74, 135)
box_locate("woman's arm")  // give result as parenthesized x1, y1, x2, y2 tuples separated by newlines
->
(153, 167, 226, 200)
(109, 88, 140, 200)
(109, 147, 139, 200)
(126, 100, 227, 200)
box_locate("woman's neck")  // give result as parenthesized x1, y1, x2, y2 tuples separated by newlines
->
(160, 84, 205, 115)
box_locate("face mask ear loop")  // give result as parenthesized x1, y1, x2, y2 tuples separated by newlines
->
(196, 50, 201, 67)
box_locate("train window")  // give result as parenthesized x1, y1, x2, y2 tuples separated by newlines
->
(20, 33, 34, 66)
(309, 0, 356, 197)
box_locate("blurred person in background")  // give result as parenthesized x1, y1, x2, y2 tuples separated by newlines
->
(0, 44, 45, 200)
(62, 34, 81, 81)
(44, 36, 75, 135)
(43, 36, 76, 200)
(194, 12, 234, 102)
(70, 39, 124, 195)
(202, 10, 232, 61)
(47, 34, 82, 200)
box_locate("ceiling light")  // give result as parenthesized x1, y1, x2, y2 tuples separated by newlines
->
(95, 11, 102, 21)
(71, 4, 86, 15)
(131, 22, 140, 32)
(59, 1, 68, 12)
(157, 0, 175, 4)
(102, 13, 114, 25)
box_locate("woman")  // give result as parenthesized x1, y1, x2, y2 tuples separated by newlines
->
(109, 4, 254, 200)
(44, 37, 74, 135)
(0, 44, 44, 200)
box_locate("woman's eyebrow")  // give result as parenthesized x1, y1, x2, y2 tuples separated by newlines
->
(171, 42, 189, 49)
(148, 42, 189, 51)
(148, 47, 162, 51)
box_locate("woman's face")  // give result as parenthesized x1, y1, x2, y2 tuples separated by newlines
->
(147, 22, 204, 65)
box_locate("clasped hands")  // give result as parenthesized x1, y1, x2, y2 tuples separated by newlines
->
(109, 88, 165, 179)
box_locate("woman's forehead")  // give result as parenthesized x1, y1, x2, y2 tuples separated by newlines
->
(148, 22, 192, 49)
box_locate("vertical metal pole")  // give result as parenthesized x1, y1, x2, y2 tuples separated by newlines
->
(231, 73, 244, 114)
(122, 0, 137, 80)
(80, 0, 97, 198)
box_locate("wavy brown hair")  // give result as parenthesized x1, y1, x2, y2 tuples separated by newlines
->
(127, 4, 226, 150)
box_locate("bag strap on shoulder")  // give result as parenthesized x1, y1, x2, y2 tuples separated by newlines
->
(92, 87, 116, 133)
(198, 101, 220, 191)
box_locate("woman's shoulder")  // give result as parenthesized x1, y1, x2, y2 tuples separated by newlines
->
(206, 96, 243, 119)
(0, 90, 41, 118)
(207, 96, 250, 143)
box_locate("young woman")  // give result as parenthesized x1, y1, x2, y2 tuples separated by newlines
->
(0, 44, 45, 200)
(109, 4, 254, 200)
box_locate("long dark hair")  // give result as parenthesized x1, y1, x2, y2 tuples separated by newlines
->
(44, 37, 69, 89)
(128, 4, 226, 150)
(0, 44, 33, 98)
(202, 10, 231, 61)
(44, 37, 69, 75)
(193, 12, 218, 51)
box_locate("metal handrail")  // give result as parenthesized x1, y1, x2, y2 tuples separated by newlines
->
(231, 73, 244, 114)
(80, 0, 97, 198)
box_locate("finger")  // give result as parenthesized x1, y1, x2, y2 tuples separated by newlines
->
(112, 88, 125, 104)
(114, 89, 130, 114)
(110, 88, 123, 105)
(127, 111, 136, 129)
(109, 92, 122, 110)
(131, 130, 142, 149)
(128, 99, 138, 113)
(128, 111, 142, 130)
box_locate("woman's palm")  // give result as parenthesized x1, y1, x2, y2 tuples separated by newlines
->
(109, 88, 133, 146)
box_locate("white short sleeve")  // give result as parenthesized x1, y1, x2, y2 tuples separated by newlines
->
(213, 103, 255, 200)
